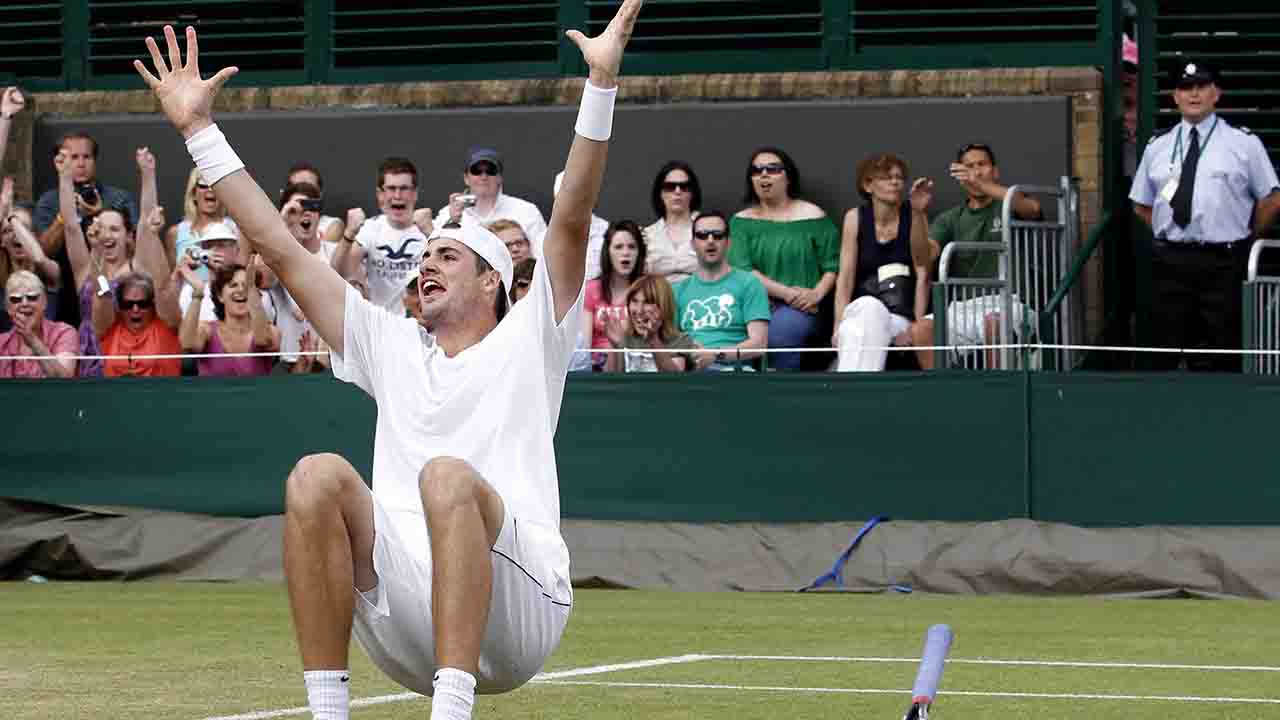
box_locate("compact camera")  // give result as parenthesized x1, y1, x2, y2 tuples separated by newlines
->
(299, 198, 323, 212)
(187, 247, 212, 265)
(459, 193, 478, 208)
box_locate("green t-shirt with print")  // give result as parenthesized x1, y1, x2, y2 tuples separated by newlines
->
(674, 269, 771, 349)
(931, 201, 1004, 279)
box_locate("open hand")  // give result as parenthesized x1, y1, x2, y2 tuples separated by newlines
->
(134, 25, 239, 139)
(566, 0, 644, 86)
(12, 313, 37, 346)
(604, 313, 627, 347)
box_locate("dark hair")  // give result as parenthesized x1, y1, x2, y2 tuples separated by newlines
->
(56, 131, 99, 159)
(509, 257, 536, 303)
(114, 271, 155, 308)
(96, 206, 135, 236)
(377, 157, 418, 189)
(692, 210, 729, 235)
(474, 254, 509, 322)
(599, 220, 647, 290)
(855, 153, 909, 204)
(278, 181, 321, 209)
(209, 263, 248, 321)
(956, 142, 997, 166)
(743, 146, 802, 206)
(287, 161, 325, 191)
(650, 161, 704, 219)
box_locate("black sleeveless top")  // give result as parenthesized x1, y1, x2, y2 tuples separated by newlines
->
(854, 203, 915, 294)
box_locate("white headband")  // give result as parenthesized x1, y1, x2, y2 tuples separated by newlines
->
(427, 219, 513, 291)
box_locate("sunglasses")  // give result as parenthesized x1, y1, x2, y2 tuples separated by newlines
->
(7, 292, 40, 304)
(750, 163, 786, 177)
(120, 299, 154, 310)
(693, 229, 727, 240)
(468, 163, 500, 177)
(661, 181, 692, 193)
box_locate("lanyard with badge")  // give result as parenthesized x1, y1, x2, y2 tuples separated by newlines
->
(1159, 116, 1218, 203)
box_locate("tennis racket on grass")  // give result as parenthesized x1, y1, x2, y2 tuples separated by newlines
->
(902, 624, 953, 720)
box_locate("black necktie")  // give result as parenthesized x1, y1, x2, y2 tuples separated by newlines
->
(1171, 126, 1200, 228)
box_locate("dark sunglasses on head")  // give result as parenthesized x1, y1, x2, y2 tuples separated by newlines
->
(195, 183, 211, 191)
(7, 292, 40, 304)
(693, 229, 727, 240)
(661, 181, 692, 193)
(468, 163, 500, 177)
(120, 299, 154, 310)
(750, 163, 786, 177)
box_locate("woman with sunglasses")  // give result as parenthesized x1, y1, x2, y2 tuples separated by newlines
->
(643, 161, 702, 285)
(0, 196, 61, 331)
(0, 270, 77, 378)
(95, 269, 182, 377)
(64, 147, 174, 376)
(730, 147, 839, 370)
(165, 167, 237, 272)
(833, 153, 934, 371)
(602, 273, 697, 373)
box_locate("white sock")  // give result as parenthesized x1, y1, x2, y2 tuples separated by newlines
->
(303, 669, 350, 720)
(430, 667, 476, 720)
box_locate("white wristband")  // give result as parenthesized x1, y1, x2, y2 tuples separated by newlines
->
(185, 123, 245, 186)
(574, 81, 617, 142)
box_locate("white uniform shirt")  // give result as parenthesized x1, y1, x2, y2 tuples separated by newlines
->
(434, 192, 548, 258)
(357, 215, 428, 311)
(330, 258, 583, 602)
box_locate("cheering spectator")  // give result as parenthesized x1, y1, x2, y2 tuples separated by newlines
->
(0, 270, 76, 378)
(510, 258, 536, 304)
(285, 162, 344, 249)
(95, 271, 181, 377)
(603, 274, 697, 373)
(583, 220, 646, 370)
(644, 161, 702, 284)
(833, 153, 934, 371)
(269, 181, 338, 369)
(0, 86, 23, 170)
(178, 256, 279, 377)
(176, 219, 244, 322)
(435, 147, 547, 255)
(487, 219, 532, 264)
(333, 157, 430, 311)
(1, 190, 61, 330)
(675, 211, 770, 370)
(729, 147, 839, 370)
(164, 168, 237, 271)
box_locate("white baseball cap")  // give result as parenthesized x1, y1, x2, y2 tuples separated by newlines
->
(427, 217, 513, 290)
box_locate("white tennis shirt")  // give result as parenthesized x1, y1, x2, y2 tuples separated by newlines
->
(331, 258, 583, 603)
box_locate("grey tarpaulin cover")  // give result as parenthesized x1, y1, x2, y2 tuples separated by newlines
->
(3, 499, 1277, 598)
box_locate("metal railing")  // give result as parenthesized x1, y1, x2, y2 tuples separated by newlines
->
(932, 177, 1080, 370)
(1243, 238, 1280, 375)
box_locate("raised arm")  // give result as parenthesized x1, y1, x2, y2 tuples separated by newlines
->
(56, 151, 96, 291)
(544, 0, 644, 322)
(0, 87, 23, 169)
(134, 25, 349, 353)
(134, 149, 172, 286)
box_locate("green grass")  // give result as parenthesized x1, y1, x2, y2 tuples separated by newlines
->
(2, 584, 1278, 719)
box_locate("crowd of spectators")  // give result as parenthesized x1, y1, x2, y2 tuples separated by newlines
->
(0, 83, 1104, 379)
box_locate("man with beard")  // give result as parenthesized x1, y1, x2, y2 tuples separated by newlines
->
(333, 157, 433, 312)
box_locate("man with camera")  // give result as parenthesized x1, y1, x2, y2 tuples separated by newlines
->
(435, 147, 548, 258)
(332, 157, 433, 312)
(176, 219, 244, 322)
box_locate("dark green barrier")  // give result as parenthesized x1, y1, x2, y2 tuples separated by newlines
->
(1, 372, 1276, 525)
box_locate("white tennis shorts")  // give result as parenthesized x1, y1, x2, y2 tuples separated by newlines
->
(351, 495, 572, 696)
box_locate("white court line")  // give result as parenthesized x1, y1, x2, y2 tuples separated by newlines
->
(196, 655, 703, 720)
(534, 679, 1280, 705)
(708, 654, 1280, 672)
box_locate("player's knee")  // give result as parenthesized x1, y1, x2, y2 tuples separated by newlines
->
(286, 453, 351, 514)
(419, 456, 479, 511)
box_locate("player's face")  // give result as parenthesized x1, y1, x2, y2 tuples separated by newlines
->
(418, 238, 496, 328)
(1174, 82, 1219, 124)
(608, 230, 639, 276)
(692, 218, 729, 267)
(377, 172, 418, 228)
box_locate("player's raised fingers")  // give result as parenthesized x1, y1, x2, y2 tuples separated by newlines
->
(133, 60, 161, 89)
(145, 35, 168, 76)
(164, 26, 183, 74)
(185, 26, 199, 75)
(207, 66, 239, 94)
(565, 29, 587, 52)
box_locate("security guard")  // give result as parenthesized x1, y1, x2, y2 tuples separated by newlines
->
(1130, 59, 1280, 371)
